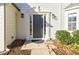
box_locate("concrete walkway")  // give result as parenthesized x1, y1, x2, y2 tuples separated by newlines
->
(21, 40, 55, 55)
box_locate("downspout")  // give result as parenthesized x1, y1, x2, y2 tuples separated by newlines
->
(4, 3, 6, 51)
(49, 12, 51, 39)
(60, 3, 62, 29)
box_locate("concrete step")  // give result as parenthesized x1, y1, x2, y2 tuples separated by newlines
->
(31, 49, 49, 55)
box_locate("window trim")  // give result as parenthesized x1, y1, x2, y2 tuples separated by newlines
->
(68, 13, 77, 31)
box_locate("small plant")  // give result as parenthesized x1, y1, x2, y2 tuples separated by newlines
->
(55, 30, 72, 45)
(72, 30, 79, 45)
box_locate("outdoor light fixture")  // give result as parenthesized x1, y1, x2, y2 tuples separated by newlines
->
(21, 13, 24, 18)
(52, 14, 56, 18)
(38, 6, 40, 12)
(33, 7, 36, 9)
(52, 14, 57, 20)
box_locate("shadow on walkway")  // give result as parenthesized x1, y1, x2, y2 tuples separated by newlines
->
(26, 40, 44, 44)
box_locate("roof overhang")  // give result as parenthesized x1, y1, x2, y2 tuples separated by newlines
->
(64, 3, 79, 11)
(65, 6, 79, 11)
(12, 3, 20, 11)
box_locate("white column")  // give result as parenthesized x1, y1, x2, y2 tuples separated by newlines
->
(0, 4, 5, 51)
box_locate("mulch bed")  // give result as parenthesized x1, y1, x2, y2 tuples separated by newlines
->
(3, 40, 31, 55)
(46, 39, 79, 55)
(53, 40, 79, 55)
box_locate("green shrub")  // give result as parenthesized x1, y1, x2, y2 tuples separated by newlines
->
(55, 30, 72, 45)
(72, 30, 79, 45)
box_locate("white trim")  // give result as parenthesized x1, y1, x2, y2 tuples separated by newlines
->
(29, 12, 50, 40)
(68, 13, 76, 17)
(65, 6, 79, 11)
(32, 14, 44, 39)
(65, 8, 79, 32)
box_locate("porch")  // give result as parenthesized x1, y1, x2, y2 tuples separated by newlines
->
(2, 39, 56, 55)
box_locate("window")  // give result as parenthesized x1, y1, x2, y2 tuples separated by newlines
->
(30, 16, 32, 35)
(68, 13, 76, 31)
(44, 15, 46, 37)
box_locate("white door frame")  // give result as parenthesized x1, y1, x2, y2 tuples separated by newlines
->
(30, 12, 50, 40)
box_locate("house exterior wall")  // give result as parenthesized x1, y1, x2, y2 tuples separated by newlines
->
(16, 3, 60, 39)
(5, 4, 19, 46)
(65, 7, 79, 32)
(16, 3, 69, 40)
(0, 4, 5, 51)
(59, 3, 70, 30)
(16, 10, 29, 39)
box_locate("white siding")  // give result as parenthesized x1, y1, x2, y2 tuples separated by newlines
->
(5, 4, 19, 46)
(60, 3, 70, 30)
(0, 4, 5, 51)
(65, 8, 79, 31)
(16, 3, 62, 39)
(16, 3, 70, 40)
(59, 3, 70, 30)
(16, 12, 28, 39)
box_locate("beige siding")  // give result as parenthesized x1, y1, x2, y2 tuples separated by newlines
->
(5, 4, 19, 46)
(0, 4, 5, 51)
(16, 11, 21, 39)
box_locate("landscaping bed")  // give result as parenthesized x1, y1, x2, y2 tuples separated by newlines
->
(47, 30, 79, 55)
(48, 39, 79, 55)
(3, 40, 31, 55)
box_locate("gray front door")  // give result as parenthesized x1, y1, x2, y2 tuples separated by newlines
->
(33, 15, 43, 38)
